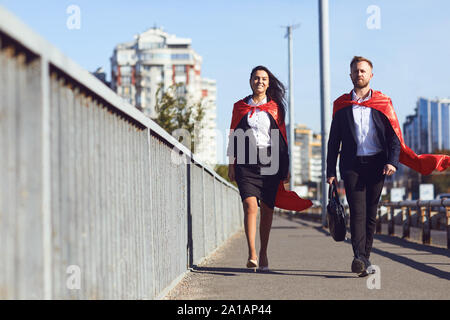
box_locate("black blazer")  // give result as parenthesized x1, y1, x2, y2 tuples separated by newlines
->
(230, 111, 290, 180)
(326, 106, 401, 178)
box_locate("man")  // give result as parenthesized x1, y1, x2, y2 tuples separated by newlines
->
(326, 56, 401, 277)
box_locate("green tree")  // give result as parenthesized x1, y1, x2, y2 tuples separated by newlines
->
(214, 164, 237, 187)
(153, 83, 205, 152)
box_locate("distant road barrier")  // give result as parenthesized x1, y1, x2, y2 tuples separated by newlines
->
(0, 6, 243, 299)
(379, 199, 450, 249)
(281, 198, 450, 249)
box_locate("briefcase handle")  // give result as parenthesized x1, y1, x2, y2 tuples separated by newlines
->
(328, 179, 340, 203)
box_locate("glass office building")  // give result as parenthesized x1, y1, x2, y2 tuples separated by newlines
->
(442, 102, 450, 150)
(404, 97, 450, 154)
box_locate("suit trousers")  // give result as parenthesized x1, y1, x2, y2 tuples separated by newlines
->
(342, 153, 386, 260)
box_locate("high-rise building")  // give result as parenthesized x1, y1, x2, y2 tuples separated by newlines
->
(404, 97, 450, 154)
(310, 134, 322, 183)
(293, 124, 322, 185)
(110, 27, 217, 165)
(294, 125, 310, 184)
(195, 78, 217, 165)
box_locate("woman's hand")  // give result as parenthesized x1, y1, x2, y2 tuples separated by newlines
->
(228, 164, 235, 182)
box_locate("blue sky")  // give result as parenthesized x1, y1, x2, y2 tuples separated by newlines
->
(1, 0, 449, 163)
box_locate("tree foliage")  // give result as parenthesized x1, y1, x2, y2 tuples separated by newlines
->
(153, 83, 205, 152)
(214, 164, 238, 187)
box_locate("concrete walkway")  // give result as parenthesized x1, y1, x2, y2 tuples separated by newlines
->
(165, 213, 450, 300)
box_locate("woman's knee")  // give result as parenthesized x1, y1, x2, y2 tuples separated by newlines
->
(243, 197, 258, 213)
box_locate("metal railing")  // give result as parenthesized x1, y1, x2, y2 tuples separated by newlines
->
(0, 6, 243, 299)
(281, 198, 450, 249)
(379, 199, 450, 249)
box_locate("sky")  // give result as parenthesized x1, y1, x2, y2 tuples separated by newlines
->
(1, 0, 449, 163)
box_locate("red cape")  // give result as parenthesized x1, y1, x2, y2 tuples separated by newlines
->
(229, 98, 313, 211)
(333, 90, 450, 175)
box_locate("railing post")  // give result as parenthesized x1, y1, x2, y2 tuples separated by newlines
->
(422, 205, 431, 245)
(415, 205, 420, 227)
(388, 206, 395, 236)
(402, 206, 410, 239)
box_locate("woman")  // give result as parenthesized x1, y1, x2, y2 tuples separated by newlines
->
(227, 66, 311, 272)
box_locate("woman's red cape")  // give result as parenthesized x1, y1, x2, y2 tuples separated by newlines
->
(333, 90, 450, 175)
(229, 98, 313, 211)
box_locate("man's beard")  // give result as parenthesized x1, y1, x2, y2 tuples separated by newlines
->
(352, 78, 370, 89)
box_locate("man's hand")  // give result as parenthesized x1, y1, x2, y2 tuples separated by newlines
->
(327, 176, 336, 185)
(228, 164, 235, 182)
(383, 164, 396, 176)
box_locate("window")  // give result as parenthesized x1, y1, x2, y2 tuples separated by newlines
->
(171, 53, 190, 60)
(174, 65, 185, 75)
(418, 98, 429, 153)
(140, 42, 164, 50)
(176, 84, 187, 95)
(121, 76, 131, 85)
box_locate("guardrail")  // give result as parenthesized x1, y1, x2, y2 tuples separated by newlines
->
(282, 198, 450, 250)
(0, 6, 243, 299)
(378, 199, 450, 249)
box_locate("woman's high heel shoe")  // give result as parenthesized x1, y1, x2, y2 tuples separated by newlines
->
(246, 259, 258, 272)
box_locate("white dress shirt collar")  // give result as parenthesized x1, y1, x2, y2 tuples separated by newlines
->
(351, 89, 372, 103)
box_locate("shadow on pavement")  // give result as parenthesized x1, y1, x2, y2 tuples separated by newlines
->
(373, 234, 450, 257)
(191, 266, 355, 279)
(284, 215, 450, 281)
(370, 235, 450, 280)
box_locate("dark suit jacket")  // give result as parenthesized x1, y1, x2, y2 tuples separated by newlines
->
(326, 105, 401, 178)
(230, 112, 290, 180)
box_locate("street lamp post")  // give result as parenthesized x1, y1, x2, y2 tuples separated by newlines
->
(319, 0, 331, 226)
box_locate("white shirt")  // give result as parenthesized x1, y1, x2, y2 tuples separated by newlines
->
(351, 90, 383, 156)
(246, 96, 271, 148)
(226, 96, 271, 163)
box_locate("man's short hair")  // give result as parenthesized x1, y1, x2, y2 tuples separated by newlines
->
(350, 56, 373, 70)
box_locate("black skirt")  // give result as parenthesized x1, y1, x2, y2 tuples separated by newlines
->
(235, 163, 282, 210)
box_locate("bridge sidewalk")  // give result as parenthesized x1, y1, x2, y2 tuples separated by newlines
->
(165, 213, 450, 300)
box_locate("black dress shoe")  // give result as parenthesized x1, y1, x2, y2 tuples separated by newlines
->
(358, 263, 376, 277)
(351, 257, 366, 273)
(358, 270, 369, 277)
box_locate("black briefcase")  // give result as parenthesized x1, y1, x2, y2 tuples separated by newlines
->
(326, 181, 347, 241)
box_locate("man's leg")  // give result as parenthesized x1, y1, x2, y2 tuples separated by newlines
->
(343, 169, 367, 259)
(364, 162, 385, 260)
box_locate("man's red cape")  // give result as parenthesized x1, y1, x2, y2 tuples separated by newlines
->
(229, 98, 313, 211)
(333, 90, 450, 175)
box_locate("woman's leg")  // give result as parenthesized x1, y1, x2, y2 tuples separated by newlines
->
(243, 196, 259, 261)
(259, 201, 274, 267)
